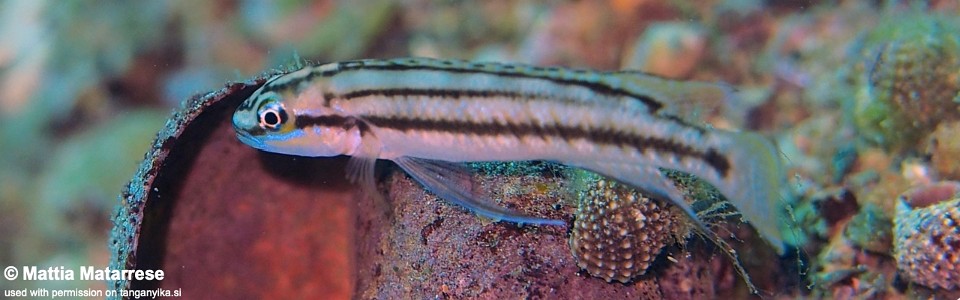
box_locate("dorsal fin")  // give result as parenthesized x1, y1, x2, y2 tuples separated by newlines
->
(613, 71, 745, 128)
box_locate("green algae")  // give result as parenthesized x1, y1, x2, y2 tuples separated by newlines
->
(843, 203, 893, 254)
(36, 110, 167, 242)
(469, 161, 563, 178)
(289, 0, 397, 62)
(853, 12, 960, 150)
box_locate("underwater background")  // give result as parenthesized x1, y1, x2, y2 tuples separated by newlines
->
(1, 0, 959, 299)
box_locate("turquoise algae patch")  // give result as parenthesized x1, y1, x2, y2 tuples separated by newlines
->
(853, 13, 960, 151)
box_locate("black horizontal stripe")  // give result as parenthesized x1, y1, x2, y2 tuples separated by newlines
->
(360, 115, 730, 177)
(343, 63, 663, 112)
(291, 111, 728, 176)
(295, 114, 351, 129)
(338, 87, 707, 134)
(294, 114, 371, 136)
(266, 59, 665, 112)
(338, 88, 557, 104)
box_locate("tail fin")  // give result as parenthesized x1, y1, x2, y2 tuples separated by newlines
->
(717, 131, 787, 254)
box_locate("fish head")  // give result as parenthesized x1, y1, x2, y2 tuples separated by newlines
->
(233, 74, 361, 158)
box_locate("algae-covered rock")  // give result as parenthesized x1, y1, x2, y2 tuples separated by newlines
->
(925, 121, 960, 180)
(853, 13, 960, 150)
(37, 110, 167, 245)
(843, 203, 892, 254)
(622, 22, 706, 78)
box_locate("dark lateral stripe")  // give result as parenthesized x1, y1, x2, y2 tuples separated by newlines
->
(344, 64, 663, 112)
(266, 59, 664, 112)
(340, 88, 552, 103)
(360, 115, 730, 177)
(338, 88, 707, 134)
(294, 114, 371, 135)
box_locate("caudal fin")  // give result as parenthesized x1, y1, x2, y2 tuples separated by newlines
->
(717, 131, 787, 254)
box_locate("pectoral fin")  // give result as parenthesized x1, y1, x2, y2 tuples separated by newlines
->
(346, 130, 385, 204)
(346, 155, 382, 203)
(394, 157, 565, 226)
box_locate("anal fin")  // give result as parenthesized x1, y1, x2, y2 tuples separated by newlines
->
(576, 162, 705, 231)
(394, 156, 565, 226)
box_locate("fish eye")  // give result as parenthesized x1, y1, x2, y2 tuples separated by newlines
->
(258, 101, 288, 130)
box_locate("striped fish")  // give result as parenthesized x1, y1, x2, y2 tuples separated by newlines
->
(232, 57, 786, 254)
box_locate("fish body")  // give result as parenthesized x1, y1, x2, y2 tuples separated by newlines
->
(232, 57, 785, 254)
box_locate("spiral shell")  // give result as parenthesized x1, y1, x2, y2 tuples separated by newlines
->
(570, 178, 683, 283)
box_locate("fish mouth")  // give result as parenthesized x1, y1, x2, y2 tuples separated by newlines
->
(235, 130, 265, 150)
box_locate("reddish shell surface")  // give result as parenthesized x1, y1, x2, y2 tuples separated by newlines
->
(894, 183, 960, 290)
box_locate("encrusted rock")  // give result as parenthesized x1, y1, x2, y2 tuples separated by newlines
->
(894, 181, 960, 290)
(622, 22, 706, 78)
(853, 15, 960, 150)
(843, 203, 893, 254)
(926, 121, 960, 180)
(570, 178, 683, 283)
